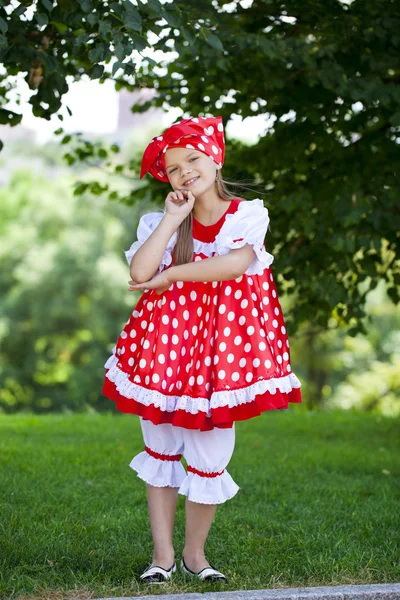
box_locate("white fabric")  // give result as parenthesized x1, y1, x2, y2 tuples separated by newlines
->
(123, 199, 273, 276)
(124, 212, 177, 273)
(215, 199, 274, 275)
(129, 419, 239, 504)
(129, 451, 186, 488)
(104, 351, 301, 417)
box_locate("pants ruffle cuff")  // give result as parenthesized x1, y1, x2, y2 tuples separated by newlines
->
(178, 469, 240, 504)
(129, 450, 187, 488)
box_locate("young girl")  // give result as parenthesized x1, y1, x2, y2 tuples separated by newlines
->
(102, 115, 302, 584)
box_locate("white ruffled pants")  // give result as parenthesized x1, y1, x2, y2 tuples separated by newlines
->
(130, 418, 239, 504)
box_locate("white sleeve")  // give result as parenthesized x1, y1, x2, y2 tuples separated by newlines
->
(124, 212, 177, 273)
(215, 199, 274, 275)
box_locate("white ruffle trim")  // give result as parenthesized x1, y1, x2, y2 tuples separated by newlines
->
(124, 212, 177, 274)
(129, 450, 186, 488)
(215, 199, 274, 275)
(178, 471, 240, 504)
(104, 353, 301, 417)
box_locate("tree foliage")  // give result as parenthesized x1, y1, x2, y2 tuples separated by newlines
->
(0, 0, 399, 334)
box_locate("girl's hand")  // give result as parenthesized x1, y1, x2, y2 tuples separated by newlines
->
(165, 189, 195, 221)
(128, 271, 171, 296)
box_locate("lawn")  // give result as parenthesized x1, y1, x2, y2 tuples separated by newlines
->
(0, 408, 399, 600)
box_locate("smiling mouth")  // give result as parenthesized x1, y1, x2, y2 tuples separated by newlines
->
(183, 176, 199, 187)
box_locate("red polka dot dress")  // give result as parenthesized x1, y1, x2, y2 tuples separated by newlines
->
(102, 198, 302, 431)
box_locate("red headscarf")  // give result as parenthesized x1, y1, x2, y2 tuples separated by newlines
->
(140, 116, 225, 182)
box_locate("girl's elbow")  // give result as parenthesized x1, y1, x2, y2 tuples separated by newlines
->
(129, 267, 148, 283)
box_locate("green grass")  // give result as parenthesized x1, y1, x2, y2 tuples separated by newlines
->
(0, 408, 399, 600)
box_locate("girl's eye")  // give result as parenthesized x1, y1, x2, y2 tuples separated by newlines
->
(168, 157, 198, 174)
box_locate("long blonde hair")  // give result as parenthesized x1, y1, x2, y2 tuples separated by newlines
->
(173, 172, 246, 266)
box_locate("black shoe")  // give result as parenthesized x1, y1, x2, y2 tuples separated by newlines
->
(140, 562, 176, 584)
(180, 557, 227, 583)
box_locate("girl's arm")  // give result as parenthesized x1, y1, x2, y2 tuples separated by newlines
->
(129, 213, 181, 283)
(166, 245, 256, 283)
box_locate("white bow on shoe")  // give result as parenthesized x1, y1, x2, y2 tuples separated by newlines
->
(180, 557, 227, 583)
(140, 562, 176, 584)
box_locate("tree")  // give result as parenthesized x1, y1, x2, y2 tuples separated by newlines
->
(1, 0, 399, 334)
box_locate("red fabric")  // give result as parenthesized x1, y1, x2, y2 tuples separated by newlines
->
(102, 197, 303, 431)
(187, 465, 225, 478)
(144, 446, 182, 462)
(140, 116, 225, 182)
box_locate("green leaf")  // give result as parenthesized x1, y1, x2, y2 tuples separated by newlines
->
(89, 64, 104, 79)
(204, 31, 224, 52)
(88, 43, 109, 63)
(99, 19, 112, 37)
(0, 33, 7, 49)
(115, 43, 127, 61)
(0, 16, 8, 34)
(181, 26, 195, 44)
(143, 55, 157, 68)
(112, 61, 124, 76)
(389, 112, 400, 126)
(144, 0, 162, 16)
(35, 13, 49, 27)
(0, 108, 22, 126)
(80, 0, 93, 13)
(50, 20, 68, 34)
(86, 13, 99, 26)
(40, 0, 54, 11)
(130, 34, 147, 53)
(110, 2, 124, 17)
(161, 4, 181, 28)
(14, 5, 27, 17)
(123, 8, 142, 33)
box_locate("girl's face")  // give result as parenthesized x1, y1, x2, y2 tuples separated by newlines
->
(164, 147, 219, 194)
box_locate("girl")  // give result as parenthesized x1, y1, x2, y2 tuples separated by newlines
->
(102, 115, 302, 584)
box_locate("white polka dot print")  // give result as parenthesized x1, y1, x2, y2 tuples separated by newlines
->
(227, 353, 235, 363)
